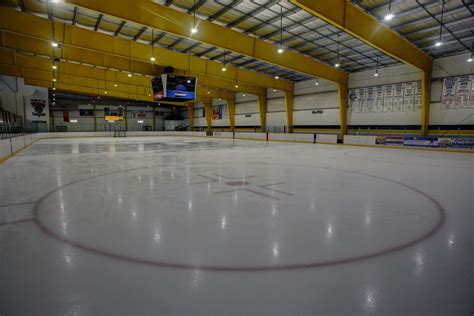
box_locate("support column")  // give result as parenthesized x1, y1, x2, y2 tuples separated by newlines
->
(187, 103, 194, 130)
(284, 91, 294, 133)
(203, 98, 212, 131)
(338, 82, 348, 136)
(93, 103, 97, 131)
(257, 94, 267, 132)
(152, 105, 156, 131)
(227, 98, 236, 132)
(421, 70, 431, 136)
(124, 105, 128, 131)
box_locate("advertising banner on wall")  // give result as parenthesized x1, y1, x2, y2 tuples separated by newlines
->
(403, 137, 439, 148)
(438, 138, 474, 149)
(375, 136, 404, 146)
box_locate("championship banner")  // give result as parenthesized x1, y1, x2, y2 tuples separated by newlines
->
(403, 82, 415, 111)
(212, 105, 223, 120)
(414, 81, 422, 110)
(25, 87, 49, 124)
(374, 86, 384, 112)
(441, 77, 457, 109)
(365, 87, 374, 112)
(349, 89, 357, 111)
(357, 88, 366, 113)
(383, 84, 394, 112)
(392, 83, 404, 112)
(455, 75, 471, 108)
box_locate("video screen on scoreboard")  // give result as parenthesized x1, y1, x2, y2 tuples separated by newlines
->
(151, 75, 197, 102)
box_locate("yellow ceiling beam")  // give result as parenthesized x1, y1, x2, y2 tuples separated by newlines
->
(0, 52, 235, 103)
(290, 0, 432, 72)
(0, 7, 278, 94)
(63, 0, 347, 83)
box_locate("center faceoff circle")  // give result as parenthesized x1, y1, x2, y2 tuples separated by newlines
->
(34, 162, 444, 270)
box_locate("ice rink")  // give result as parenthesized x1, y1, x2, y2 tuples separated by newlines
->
(0, 137, 472, 315)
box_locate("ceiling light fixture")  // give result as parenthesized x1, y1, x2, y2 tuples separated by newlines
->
(235, 85, 239, 88)
(190, 0, 198, 34)
(315, 78, 319, 85)
(51, 42, 59, 47)
(468, 42, 473, 62)
(384, 0, 395, 21)
(222, 51, 227, 72)
(150, 29, 156, 62)
(52, 65, 57, 69)
(278, 4, 284, 54)
(374, 54, 379, 77)
(435, 0, 445, 47)
(275, 75, 279, 79)
(335, 33, 341, 68)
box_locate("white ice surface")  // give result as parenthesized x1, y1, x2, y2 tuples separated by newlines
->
(0, 137, 472, 316)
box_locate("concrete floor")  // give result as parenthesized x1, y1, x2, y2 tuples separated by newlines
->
(0, 137, 472, 316)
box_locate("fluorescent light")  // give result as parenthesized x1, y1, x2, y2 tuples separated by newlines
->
(70, 119, 78, 123)
(435, 41, 442, 47)
(222, 66, 227, 72)
(275, 76, 279, 79)
(128, 73, 132, 77)
(315, 81, 319, 85)
(137, 120, 144, 124)
(52, 78, 57, 82)
(467, 57, 473, 62)
(384, 13, 394, 21)
(51, 42, 59, 47)
(374, 72, 379, 77)
(52, 65, 57, 69)
(334, 63, 340, 68)
(235, 85, 239, 88)
(277, 48, 284, 54)
(242, 94, 246, 97)
(52, 87, 56, 90)
(150, 57, 156, 62)
(191, 27, 198, 34)
(114, 83, 118, 87)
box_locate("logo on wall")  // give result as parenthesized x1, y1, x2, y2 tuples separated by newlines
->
(30, 99, 46, 117)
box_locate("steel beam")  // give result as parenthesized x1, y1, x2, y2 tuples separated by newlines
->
(0, 8, 282, 94)
(284, 91, 294, 133)
(227, 98, 236, 131)
(0, 51, 236, 103)
(257, 95, 267, 131)
(338, 83, 348, 136)
(421, 71, 431, 136)
(62, 0, 347, 83)
(203, 98, 212, 131)
(290, 0, 432, 72)
(187, 104, 194, 130)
